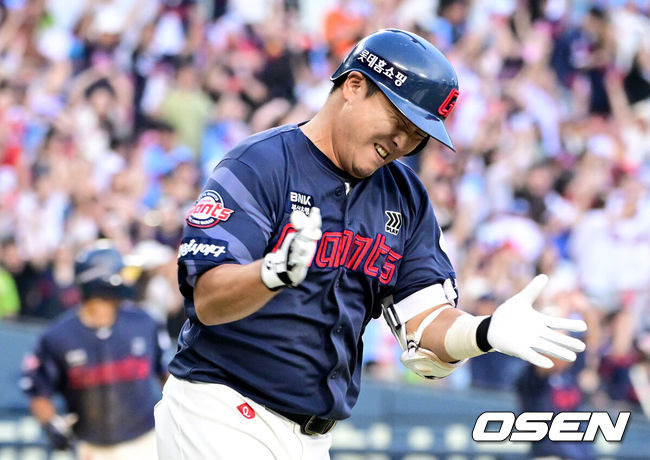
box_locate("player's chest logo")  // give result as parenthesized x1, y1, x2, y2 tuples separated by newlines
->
(131, 337, 146, 356)
(384, 210, 402, 235)
(286, 190, 314, 215)
(65, 349, 88, 367)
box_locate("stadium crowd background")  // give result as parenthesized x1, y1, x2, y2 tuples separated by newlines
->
(0, 0, 650, 418)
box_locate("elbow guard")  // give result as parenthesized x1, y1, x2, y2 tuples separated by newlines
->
(382, 297, 465, 380)
(400, 345, 465, 380)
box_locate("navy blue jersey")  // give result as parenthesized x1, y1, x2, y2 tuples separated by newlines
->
(171, 124, 455, 419)
(22, 304, 169, 445)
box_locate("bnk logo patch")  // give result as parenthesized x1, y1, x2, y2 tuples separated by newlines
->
(286, 190, 314, 215)
(186, 190, 234, 228)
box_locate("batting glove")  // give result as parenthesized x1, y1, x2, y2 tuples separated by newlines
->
(487, 274, 587, 369)
(261, 207, 322, 290)
(43, 414, 77, 450)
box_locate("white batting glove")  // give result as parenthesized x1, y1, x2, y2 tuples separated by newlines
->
(261, 207, 322, 290)
(487, 274, 587, 369)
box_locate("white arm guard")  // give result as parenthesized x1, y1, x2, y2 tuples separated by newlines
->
(381, 296, 466, 380)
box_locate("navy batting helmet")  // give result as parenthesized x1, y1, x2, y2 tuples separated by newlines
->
(331, 29, 459, 153)
(74, 240, 138, 300)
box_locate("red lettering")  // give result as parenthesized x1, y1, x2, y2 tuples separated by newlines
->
(335, 230, 354, 267)
(272, 223, 296, 252)
(315, 232, 342, 268)
(200, 204, 213, 215)
(216, 206, 234, 221)
(364, 235, 390, 277)
(273, 225, 403, 281)
(345, 235, 373, 270)
(379, 250, 402, 284)
(67, 357, 151, 389)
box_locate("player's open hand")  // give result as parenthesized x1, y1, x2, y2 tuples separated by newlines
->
(487, 275, 587, 369)
(261, 207, 322, 290)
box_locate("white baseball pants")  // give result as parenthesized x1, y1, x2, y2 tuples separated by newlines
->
(76, 429, 157, 460)
(154, 375, 332, 460)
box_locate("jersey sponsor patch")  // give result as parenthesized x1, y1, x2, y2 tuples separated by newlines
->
(186, 190, 234, 228)
(65, 349, 88, 367)
(286, 190, 314, 215)
(131, 337, 146, 356)
(237, 403, 255, 419)
(356, 49, 408, 87)
(178, 238, 228, 261)
(384, 210, 402, 235)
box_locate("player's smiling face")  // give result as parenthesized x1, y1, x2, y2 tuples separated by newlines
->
(333, 72, 427, 179)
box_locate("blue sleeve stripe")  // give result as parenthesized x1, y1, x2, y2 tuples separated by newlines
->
(209, 166, 273, 239)
(209, 225, 254, 263)
(181, 258, 201, 287)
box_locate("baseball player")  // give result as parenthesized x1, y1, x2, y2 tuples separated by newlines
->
(22, 240, 169, 459)
(155, 29, 587, 459)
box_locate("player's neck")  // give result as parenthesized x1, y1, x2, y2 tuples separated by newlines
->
(300, 102, 339, 168)
(78, 298, 119, 329)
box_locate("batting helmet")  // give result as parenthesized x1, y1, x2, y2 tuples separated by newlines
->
(331, 29, 459, 153)
(74, 240, 137, 300)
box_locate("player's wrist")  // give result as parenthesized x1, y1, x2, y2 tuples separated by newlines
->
(476, 316, 492, 352)
(444, 314, 492, 360)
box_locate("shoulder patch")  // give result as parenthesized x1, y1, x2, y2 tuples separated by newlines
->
(186, 190, 234, 228)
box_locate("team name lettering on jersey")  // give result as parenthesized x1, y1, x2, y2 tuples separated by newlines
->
(67, 357, 151, 389)
(274, 223, 402, 284)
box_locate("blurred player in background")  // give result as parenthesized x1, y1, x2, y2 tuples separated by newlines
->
(21, 240, 169, 459)
(155, 29, 587, 459)
(517, 353, 594, 459)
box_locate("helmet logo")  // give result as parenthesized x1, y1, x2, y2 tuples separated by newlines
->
(357, 49, 408, 87)
(438, 88, 459, 118)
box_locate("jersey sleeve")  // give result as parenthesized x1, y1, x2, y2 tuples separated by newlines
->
(22, 335, 63, 398)
(178, 156, 282, 298)
(390, 196, 457, 321)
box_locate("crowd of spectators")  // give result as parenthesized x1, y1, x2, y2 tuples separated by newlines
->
(1, 0, 649, 415)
